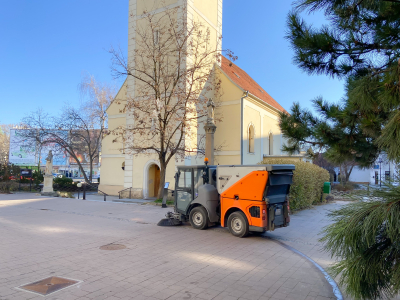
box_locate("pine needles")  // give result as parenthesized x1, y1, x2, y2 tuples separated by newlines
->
(321, 183, 400, 299)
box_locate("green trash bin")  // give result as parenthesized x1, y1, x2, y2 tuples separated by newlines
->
(323, 182, 331, 194)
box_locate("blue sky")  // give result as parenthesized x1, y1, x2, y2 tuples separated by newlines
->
(0, 0, 344, 125)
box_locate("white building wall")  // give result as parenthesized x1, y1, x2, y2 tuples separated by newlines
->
(341, 154, 398, 185)
(348, 167, 370, 183)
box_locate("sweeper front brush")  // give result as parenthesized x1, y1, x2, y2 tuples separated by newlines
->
(157, 218, 182, 226)
(157, 212, 182, 226)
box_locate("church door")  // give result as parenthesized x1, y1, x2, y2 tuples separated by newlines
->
(154, 165, 160, 198)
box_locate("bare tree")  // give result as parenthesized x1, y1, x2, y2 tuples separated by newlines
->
(79, 73, 116, 129)
(313, 153, 336, 182)
(20, 108, 102, 183)
(338, 161, 357, 185)
(20, 76, 114, 183)
(109, 3, 234, 198)
(0, 124, 13, 166)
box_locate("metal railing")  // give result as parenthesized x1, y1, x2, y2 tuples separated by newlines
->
(76, 182, 109, 201)
(118, 187, 132, 199)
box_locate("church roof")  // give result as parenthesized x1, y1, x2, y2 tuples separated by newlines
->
(221, 56, 286, 113)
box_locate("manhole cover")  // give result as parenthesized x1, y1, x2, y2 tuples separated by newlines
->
(99, 244, 126, 250)
(17, 276, 80, 296)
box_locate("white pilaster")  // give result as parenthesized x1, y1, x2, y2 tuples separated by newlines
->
(125, 0, 137, 188)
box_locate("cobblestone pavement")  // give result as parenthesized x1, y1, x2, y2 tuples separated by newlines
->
(0, 194, 338, 300)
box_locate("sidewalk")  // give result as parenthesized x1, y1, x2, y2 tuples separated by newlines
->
(267, 201, 400, 300)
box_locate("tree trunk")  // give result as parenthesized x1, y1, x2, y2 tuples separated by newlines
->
(345, 165, 354, 185)
(345, 172, 350, 185)
(89, 157, 93, 183)
(37, 151, 41, 174)
(75, 159, 90, 183)
(157, 159, 167, 200)
(340, 165, 345, 185)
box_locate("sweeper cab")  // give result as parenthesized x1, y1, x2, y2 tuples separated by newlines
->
(158, 160, 295, 238)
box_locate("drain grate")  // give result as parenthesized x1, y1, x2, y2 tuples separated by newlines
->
(99, 244, 126, 250)
(18, 276, 80, 296)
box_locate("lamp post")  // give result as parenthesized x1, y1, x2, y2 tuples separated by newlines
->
(378, 158, 383, 187)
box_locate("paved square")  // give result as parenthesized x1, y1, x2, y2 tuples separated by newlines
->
(0, 193, 337, 300)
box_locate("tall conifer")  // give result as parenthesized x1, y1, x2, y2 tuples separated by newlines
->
(283, 1, 400, 298)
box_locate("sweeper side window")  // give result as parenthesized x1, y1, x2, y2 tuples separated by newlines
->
(193, 168, 206, 199)
(176, 169, 193, 213)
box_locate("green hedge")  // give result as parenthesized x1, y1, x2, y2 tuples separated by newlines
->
(53, 176, 74, 189)
(262, 158, 330, 211)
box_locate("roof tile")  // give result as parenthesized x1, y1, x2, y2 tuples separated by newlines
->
(221, 56, 286, 113)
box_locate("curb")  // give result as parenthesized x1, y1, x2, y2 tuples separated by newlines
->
(266, 236, 343, 300)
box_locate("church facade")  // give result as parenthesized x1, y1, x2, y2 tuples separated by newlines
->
(99, 0, 297, 197)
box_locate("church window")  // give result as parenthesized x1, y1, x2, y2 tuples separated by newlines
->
(248, 125, 255, 153)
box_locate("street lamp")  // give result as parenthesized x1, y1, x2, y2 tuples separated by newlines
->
(377, 158, 383, 187)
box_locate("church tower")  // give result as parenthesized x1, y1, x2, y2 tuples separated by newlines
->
(100, 0, 291, 197)
(123, 0, 223, 190)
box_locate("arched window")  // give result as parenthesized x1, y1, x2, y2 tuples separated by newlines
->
(248, 125, 255, 153)
(269, 132, 273, 155)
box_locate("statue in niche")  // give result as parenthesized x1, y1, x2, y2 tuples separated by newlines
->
(207, 98, 215, 124)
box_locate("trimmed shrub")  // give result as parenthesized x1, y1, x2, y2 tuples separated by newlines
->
(53, 176, 74, 190)
(0, 181, 19, 193)
(32, 171, 44, 185)
(262, 158, 330, 211)
(19, 177, 30, 184)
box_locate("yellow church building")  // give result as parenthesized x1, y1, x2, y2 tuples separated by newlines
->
(100, 0, 297, 197)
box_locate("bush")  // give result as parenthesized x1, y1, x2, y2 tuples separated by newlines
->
(32, 171, 44, 185)
(0, 181, 19, 193)
(0, 174, 10, 182)
(333, 182, 356, 192)
(53, 176, 74, 190)
(19, 177, 30, 184)
(262, 158, 330, 211)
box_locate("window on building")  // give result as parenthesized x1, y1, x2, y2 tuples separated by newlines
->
(248, 125, 255, 153)
(269, 132, 273, 155)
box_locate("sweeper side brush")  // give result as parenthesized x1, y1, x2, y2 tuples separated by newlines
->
(157, 212, 182, 226)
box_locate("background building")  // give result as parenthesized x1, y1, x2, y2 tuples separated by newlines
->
(8, 129, 100, 180)
(348, 154, 398, 185)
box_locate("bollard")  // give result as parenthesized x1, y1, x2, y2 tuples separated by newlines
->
(104, 194, 106, 202)
(161, 188, 168, 208)
(83, 183, 86, 200)
(161, 183, 170, 208)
